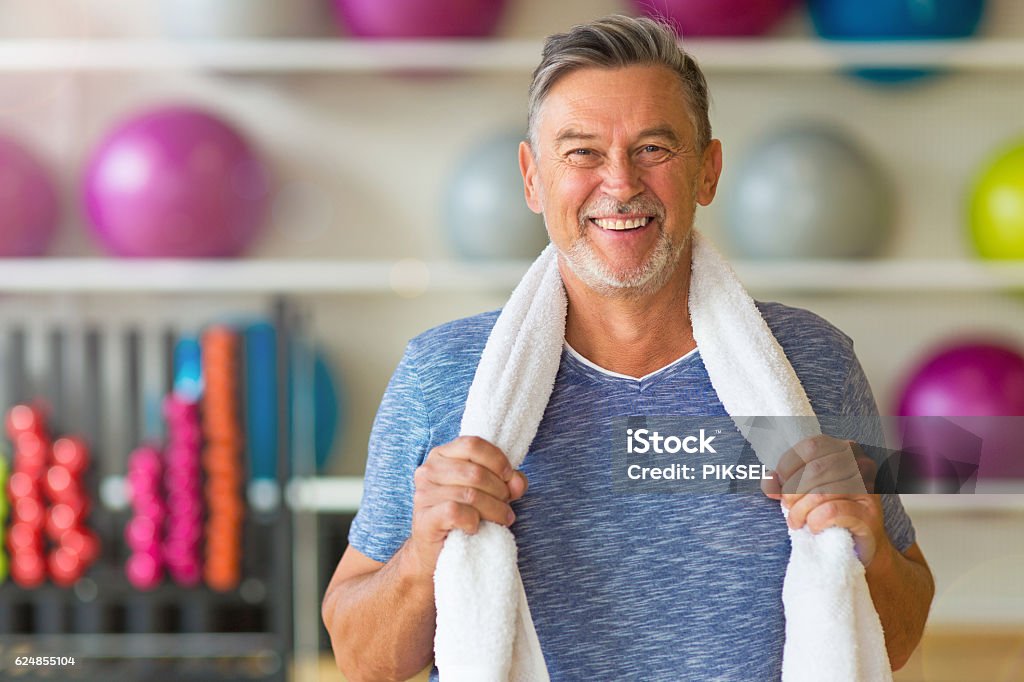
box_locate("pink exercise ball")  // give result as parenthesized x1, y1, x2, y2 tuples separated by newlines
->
(0, 135, 59, 257)
(332, 0, 507, 38)
(895, 340, 1024, 481)
(83, 106, 270, 258)
(630, 0, 798, 37)
(896, 341, 1024, 417)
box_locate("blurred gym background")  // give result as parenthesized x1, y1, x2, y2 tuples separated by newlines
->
(1, 0, 1023, 680)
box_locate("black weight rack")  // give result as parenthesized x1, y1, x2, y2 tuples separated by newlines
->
(0, 297, 299, 682)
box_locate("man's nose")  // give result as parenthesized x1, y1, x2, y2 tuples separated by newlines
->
(599, 152, 644, 203)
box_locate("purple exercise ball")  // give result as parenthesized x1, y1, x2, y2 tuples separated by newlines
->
(895, 340, 1024, 480)
(332, 0, 507, 38)
(0, 135, 59, 257)
(83, 106, 270, 258)
(630, 0, 798, 37)
(896, 341, 1024, 417)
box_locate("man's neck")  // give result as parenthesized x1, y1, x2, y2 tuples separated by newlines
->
(560, 258, 696, 379)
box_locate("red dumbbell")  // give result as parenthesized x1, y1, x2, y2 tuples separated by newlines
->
(45, 500, 88, 542)
(62, 527, 100, 565)
(48, 545, 86, 587)
(51, 437, 89, 475)
(7, 521, 43, 554)
(5, 404, 45, 439)
(10, 549, 46, 588)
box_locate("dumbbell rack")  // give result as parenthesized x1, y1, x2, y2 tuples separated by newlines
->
(0, 297, 299, 682)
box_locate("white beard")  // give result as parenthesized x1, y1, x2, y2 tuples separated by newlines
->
(558, 223, 689, 298)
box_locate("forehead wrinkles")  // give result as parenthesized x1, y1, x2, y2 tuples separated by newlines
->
(537, 84, 694, 149)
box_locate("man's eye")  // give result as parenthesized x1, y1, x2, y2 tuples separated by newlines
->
(638, 145, 674, 164)
(564, 149, 600, 167)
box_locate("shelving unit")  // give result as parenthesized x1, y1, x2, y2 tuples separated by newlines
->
(0, 301, 300, 682)
(3, 3, 1024, 676)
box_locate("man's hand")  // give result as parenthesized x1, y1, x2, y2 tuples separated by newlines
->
(761, 434, 889, 566)
(406, 435, 528, 575)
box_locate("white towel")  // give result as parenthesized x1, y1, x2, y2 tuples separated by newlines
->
(433, 232, 891, 682)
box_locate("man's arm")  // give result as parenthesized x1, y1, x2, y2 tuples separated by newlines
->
(322, 436, 527, 681)
(864, 540, 934, 671)
(767, 435, 935, 671)
(322, 544, 435, 681)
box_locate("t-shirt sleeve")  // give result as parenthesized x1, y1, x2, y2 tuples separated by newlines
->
(839, 351, 918, 554)
(348, 342, 432, 563)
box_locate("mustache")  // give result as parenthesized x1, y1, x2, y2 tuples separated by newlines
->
(578, 195, 666, 229)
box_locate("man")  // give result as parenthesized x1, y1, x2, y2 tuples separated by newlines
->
(323, 15, 934, 681)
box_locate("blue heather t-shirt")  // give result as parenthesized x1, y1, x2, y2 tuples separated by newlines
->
(350, 301, 917, 681)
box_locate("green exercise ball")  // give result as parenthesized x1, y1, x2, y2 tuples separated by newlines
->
(969, 140, 1024, 259)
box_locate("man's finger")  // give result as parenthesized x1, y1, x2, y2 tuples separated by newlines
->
(422, 455, 512, 502)
(417, 484, 515, 528)
(433, 436, 515, 481)
(761, 470, 783, 498)
(773, 434, 852, 482)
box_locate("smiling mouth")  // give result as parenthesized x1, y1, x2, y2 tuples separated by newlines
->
(588, 216, 655, 231)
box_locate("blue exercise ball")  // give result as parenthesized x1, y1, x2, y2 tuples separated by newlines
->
(724, 124, 894, 259)
(242, 322, 343, 478)
(444, 131, 548, 260)
(809, 0, 986, 39)
(809, 0, 987, 83)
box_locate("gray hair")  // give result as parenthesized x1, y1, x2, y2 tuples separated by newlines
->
(527, 14, 711, 154)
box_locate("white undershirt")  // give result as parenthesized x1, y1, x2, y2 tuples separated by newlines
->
(562, 341, 698, 382)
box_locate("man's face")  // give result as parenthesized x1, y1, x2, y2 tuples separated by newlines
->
(520, 65, 722, 297)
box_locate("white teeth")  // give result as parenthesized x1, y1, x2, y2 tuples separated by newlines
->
(592, 216, 651, 230)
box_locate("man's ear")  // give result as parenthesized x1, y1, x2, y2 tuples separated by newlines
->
(696, 138, 723, 207)
(519, 140, 543, 214)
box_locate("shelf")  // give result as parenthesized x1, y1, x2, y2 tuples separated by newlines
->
(0, 258, 527, 295)
(287, 476, 362, 513)
(0, 632, 282, 659)
(1, 258, 1023, 294)
(1, 38, 1024, 73)
(900, 482, 1024, 513)
(281, 476, 1024, 514)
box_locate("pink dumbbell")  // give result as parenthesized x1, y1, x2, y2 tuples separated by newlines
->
(126, 547, 163, 590)
(124, 515, 161, 553)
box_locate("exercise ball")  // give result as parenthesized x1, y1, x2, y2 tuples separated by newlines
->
(630, 0, 797, 37)
(332, 0, 507, 38)
(243, 321, 342, 478)
(809, 0, 987, 83)
(969, 140, 1024, 259)
(895, 340, 1024, 481)
(809, 0, 986, 39)
(897, 341, 1024, 417)
(444, 131, 548, 260)
(83, 106, 270, 258)
(159, 0, 328, 39)
(724, 124, 893, 258)
(0, 134, 58, 257)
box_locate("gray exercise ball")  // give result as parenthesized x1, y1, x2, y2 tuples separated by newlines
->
(444, 131, 549, 260)
(724, 124, 894, 258)
(159, 0, 328, 39)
